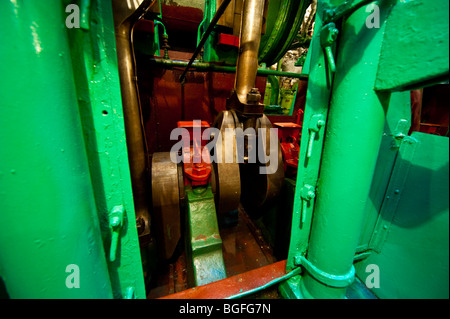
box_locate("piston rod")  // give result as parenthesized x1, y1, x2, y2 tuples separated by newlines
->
(235, 0, 266, 104)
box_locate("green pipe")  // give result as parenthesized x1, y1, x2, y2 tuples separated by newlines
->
(0, 0, 113, 298)
(150, 59, 308, 79)
(228, 250, 372, 299)
(267, 75, 280, 105)
(80, 0, 92, 30)
(152, 20, 168, 57)
(298, 2, 394, 299)
(151, 0, 166, 55)
(227, 267, 303, 299)
(112, 0, 155, 242)
(154, 20, 167, 37)
(197, 0, 212, 46)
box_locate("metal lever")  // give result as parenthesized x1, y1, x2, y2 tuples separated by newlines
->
(306, 114, 326, 158)
(109, 205, 125, 262)
(300, 184, 316, 227)
(320, 23, 339, 73)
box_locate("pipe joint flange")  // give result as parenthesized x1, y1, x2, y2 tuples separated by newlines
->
(295, 255, 355, 288)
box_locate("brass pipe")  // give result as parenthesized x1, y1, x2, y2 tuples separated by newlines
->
(112, 0, 156, 238)
(235, 0, 266, 104)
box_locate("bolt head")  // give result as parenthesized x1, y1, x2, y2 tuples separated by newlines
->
(136, 217, 145, 235)
(247, 88, 261, 103)
(294, 255, 302, 266)
(324, 9, 335, 21)
(110, 216, 121, 228)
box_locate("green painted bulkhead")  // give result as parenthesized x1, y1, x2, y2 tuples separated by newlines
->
(0, 0, 448, 300)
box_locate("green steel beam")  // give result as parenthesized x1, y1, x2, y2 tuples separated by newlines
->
(283, 0, 336, 275)
(267, 75, 280, 105)
(0, 0, 112, 298)
(149, 58, 308, 79)
(66, 0, 146, 299)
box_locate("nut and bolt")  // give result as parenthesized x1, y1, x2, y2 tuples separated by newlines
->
(247, 88, 261, 104)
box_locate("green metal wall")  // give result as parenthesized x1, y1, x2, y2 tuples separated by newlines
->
(0, 0, 145, 298)
(0, 0, 113, 298)
(281, 0, 449, 299)
(355, 132, 449, 299)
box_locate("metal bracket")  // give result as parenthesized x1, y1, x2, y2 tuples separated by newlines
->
(306, 114, 326, 158)
(109, 205, 125, 262)
(390, 119, 410, 148)
(294, 255, 355, 288)
(300, 184, 316, 227)
(320, 23, 339, 73)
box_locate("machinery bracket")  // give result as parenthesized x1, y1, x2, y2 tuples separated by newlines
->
(300, 184, 316, 227)
(294, 255, 355, 288)
(109, 205, 125, 262)
(390, 119, 410, 148)
(306, 114, 326, 159)
(320, 23, 339, 73)
(185, 186, 227, 287)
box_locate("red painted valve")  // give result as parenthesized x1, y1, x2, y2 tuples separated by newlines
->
(177, 121, 212, 186)
(274, 122, 302, 176)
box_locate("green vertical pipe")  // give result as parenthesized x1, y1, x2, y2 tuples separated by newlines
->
(267, 75, 280, 105)
(298, 2, 394, 299)
(0, 1, 113, 298)
(202, 0, 217, 62)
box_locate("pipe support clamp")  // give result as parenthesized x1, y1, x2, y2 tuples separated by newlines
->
(295, 255, 355, 288)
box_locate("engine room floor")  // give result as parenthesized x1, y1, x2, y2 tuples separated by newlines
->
(147, 208, 280, 299)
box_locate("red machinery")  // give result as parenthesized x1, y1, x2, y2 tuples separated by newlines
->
(177, 121, 212, 186)
(274, 122, 302, 176)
